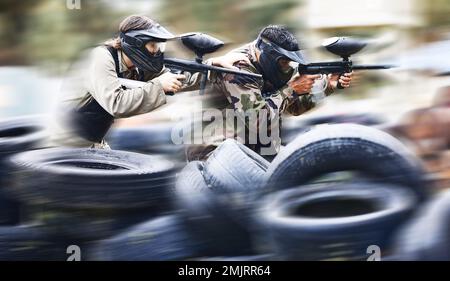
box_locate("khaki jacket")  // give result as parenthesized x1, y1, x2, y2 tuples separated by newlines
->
(47, 46, 168, 147)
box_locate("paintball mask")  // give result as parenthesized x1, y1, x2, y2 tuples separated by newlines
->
(120, 24, 175, 73)
(255, 36, 306, 91)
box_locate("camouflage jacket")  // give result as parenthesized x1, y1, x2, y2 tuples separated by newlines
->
(201, 41, 335, 155)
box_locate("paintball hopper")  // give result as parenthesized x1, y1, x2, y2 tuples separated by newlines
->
(322, 37, 367, 59)
(163, 32, 262, 96)
(179, 33, 224, 61)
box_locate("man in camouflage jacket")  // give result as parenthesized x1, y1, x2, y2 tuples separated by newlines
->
(186, 25, 353, 159)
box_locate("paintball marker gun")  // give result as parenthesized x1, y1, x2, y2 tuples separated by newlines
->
(298, 37, 395, 89)
(118, 33, 262, 95)
(164, 33, 262, 95)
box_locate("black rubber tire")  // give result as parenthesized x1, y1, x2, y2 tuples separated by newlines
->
(0, 197, 19, 226)
(303, 113, 384, 127)
(392, 190, 450, 261)
(203, 139, 269, 193)
(0, 116, 47, 155)
(88, 214, 201, 261)
(5, 148, 180, 209)
(201, 139, 270, 229)
(281, 113, 383, 145)
(175, 161, 254, 256)
(106, 123, 185, 156)
(257, 182, 417, 260)
(0, 225, 69, 261)
(28, 205, 164, 241)
(265, 124, 428, 201)
(0, 116, 47, 225)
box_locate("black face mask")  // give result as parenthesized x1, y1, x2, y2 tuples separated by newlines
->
(255, 36, 306, 92)
(120, 25, 175, 73)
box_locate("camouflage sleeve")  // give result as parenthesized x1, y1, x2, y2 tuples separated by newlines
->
(281, 75, 335, 116)
(177, 59, 220, 92)
(220, 76, 279, 144)
(180, 43, 256, 93)
(220, 74, 266, 111)
(218, 62, 275, 114)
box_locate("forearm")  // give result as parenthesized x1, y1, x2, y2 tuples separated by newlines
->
(91, 78, 167, 118)
(284, 76, 335, 116)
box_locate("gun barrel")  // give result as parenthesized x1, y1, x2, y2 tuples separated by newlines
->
(352, 64, 395, 70)
(300, 65, 346, 75)
(164, 58, 262, 79)
(299, 62, 395, 74)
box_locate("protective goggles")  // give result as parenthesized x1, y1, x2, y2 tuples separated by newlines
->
(256, 36, 306, 65)
(120, 24, 175, 52)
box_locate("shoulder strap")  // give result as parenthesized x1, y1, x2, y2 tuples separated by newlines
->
(105, 46, 123, 78)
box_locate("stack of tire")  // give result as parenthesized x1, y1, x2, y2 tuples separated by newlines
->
(391, 189, 450, 260)
(0, 117, 200, 261)
(0, 116, 48, 224)
(3, 147, 182, 260)
(174, 124, 429, 260)
(0, 118, 432, 260)
(88, 139, 271, 261)
(0, 116, 65, 260)
(174, 139, 270, 258)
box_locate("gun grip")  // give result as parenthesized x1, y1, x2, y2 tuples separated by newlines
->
(336, 73, 345, 89)
(165, 68, 190, 96)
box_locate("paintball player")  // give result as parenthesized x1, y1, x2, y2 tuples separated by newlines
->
(187, 25, 353, 160)
(47, 15, 246, 148)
